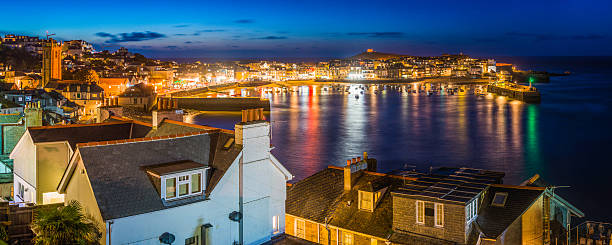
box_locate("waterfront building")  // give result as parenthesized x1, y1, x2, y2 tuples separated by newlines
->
(45, 80, 104, 120)
(285, 156, 583, 245)
(42, 39, 62, 87)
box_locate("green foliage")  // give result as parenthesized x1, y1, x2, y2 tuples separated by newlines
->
(0, 46, 40, 71)
(31, 200, 102, 245)
(74, 70, 99, 83)
(0, 225, 7, 242)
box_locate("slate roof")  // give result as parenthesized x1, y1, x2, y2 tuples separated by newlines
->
(474, 185, 545, 239)
(287, 166, 505, 244)
(143, 160, 207, 176)
(392, 167, 505, 204)
(287, 166, 410, 240)
(28, 121, 151, 148)
(77, 130, 240, 220)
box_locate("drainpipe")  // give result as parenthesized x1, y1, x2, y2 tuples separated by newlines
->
(239, 155, 244, 245)
(325, 217, 331, 245)
(108, 220, 114, 245)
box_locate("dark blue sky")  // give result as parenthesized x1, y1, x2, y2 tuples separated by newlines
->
(1, 0, 611, 58)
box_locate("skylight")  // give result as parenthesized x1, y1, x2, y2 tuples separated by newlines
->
(491, 192, 508, 207)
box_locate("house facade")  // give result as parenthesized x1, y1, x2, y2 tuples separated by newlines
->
(51, 108, 291, 244)
(286, 158, 583, 245)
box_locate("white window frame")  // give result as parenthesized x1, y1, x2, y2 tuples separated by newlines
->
(294, 219, 306, 239)
(272, 215, 280, 234)
(466, 199, 478, 222)
(161, 168, 206, 201)
(434, 203, 444, 228)
(416, 200, 425, 224)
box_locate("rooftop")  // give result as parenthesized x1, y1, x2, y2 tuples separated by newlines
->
(142, 160, 207, 177)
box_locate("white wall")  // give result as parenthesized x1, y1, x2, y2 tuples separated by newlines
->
(107, 151, 288, 245)
(11, 131, 36, 203)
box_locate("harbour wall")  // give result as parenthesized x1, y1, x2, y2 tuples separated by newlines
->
(174, 97, 270, 111)
(487, 84, 541, 103)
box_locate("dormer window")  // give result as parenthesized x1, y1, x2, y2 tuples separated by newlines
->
(163, 171, 203, 200)
(358, 188, 387, 212)
(143, 160, 208, 202)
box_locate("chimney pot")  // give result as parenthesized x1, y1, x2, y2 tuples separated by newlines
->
(352, 158, 356, 164)
(241, 110, 247, 122)
(346, 160, 351, 166)
(364, 152, 368, 160)
(357, 157, 361, 162)
(157, 98, 161, 110)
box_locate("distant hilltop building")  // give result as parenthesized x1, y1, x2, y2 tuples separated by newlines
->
(42, 38, 62, 87)
(367, 48, 374, 53)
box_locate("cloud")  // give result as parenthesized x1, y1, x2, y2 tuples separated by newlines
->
(174, 24, 189, 28)
(505, 32, 606, 41)
(166, 46, 178, 49)
(251, 36, 288, 40)
(141, 46, 152, 48)
(232, 45, 240, 48)
(185, 41, 192, 44)
(95, 31, 166, 43)
(473, 37, 504, 43)
(234, 19, 255, 24)
(347, 32, 404, 38)
(192, 29, 226, 36)
(175, 34, 187, 36)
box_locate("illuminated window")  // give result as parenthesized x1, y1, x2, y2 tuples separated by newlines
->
(162, 170, 204, 200)
(416, 200, 425, 224)
(272, 216, 280, 234)
(491, 192, 508, 207)
(295, 219, 305, 238)
(165, 178, 176, 198)
(434, 203, 444, 227)
(359, 191, 373, 211)
(343, 233, 354, 245)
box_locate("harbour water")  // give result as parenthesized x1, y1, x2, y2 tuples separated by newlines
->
(187, 57, 612, 221)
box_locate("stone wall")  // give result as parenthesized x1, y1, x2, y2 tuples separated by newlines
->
(392, 194, 467, 244)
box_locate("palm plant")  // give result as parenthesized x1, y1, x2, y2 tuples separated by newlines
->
(31, 200, 102, 245)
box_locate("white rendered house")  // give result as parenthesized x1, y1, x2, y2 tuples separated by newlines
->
(57, 109, 292, 244)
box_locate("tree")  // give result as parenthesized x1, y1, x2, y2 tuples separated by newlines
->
(31, 200, 102, 245)
(75, 69, 99, 83)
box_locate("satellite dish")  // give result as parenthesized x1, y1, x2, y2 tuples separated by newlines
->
(229, 211, 242, 222)
(159, 232, 175, 244)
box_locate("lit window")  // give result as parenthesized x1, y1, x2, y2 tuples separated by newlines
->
(492, 192, 508, 207)
(272, 216, 280, 234)
(162, 170, 204, 200)
(416, 200, 425, 224)
(165, 178, 176, 198)
(434, 203, 444, 227)
(359, 191, 373, 211)
(295, 219, 305, 238)
(343, 232, 354, 245)
(191, 173, 201, 193)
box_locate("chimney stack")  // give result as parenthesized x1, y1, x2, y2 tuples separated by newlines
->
(344, 160, 352, 191)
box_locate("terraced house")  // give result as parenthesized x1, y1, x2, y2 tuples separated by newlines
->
(285, 155, 583, 245)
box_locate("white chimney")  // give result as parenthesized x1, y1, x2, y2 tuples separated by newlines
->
(235, 108, 270, 163)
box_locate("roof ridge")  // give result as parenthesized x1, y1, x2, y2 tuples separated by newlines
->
(109, 116, 153, 127)
(76, 130, 213, 148)
(164, 119, 235, 134)
(327, 166, 418, 181)
(28, 120, 131, 130)
(490, 184, 546, 190)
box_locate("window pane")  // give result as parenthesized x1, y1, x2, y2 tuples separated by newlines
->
(166, 178, 176, 198)
(179, 183, 189, 196)
(191, 173, 201, 193)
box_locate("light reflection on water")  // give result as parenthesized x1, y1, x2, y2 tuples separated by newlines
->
(189, 59, 612, 221)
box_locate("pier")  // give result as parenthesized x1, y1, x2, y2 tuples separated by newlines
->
(487, 83, 541, 103)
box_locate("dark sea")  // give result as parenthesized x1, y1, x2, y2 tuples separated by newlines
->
(187, 56, 612, 222)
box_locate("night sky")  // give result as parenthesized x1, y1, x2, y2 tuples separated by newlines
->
(1, 0, 611, 58)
